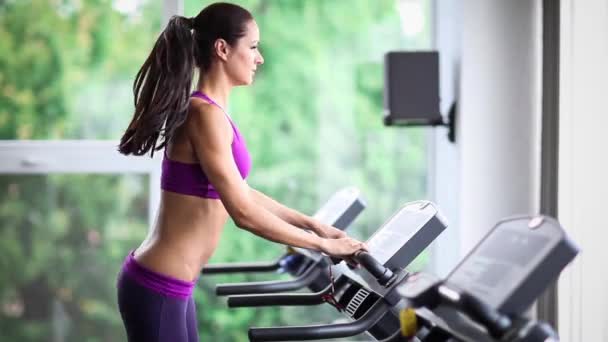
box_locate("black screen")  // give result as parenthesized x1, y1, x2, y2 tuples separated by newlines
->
(384, 51, 441, 124)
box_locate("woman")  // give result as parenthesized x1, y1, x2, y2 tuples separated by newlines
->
(115, 2, 367, 341)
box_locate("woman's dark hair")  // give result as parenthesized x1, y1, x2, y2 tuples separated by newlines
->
(118, 2, 253, 157)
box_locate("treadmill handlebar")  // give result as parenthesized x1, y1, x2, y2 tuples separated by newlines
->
(519, 321, 559, 342)
(216, 265, 322, 296)
(398, 275, 513, 339)
(202, 259, 282, 274)
(438, 285, 512, 339)
(353, 251, 395, 286)
(227, 285, 331, 307)
(248, 300, 389, 341)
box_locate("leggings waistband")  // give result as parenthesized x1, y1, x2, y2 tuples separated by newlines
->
(121, 251, 197, 299)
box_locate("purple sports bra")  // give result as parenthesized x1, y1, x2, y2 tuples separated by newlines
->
(160, 91, 252, 199)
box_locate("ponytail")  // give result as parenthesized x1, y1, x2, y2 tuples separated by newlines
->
(119, 16, 195, 157)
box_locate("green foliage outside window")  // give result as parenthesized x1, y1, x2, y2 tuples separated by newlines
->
(0, 0, 431, 340)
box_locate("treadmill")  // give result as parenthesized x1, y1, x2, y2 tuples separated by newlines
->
(230, 200, 449, 341)
(385, 215, 579, 341)
(203, 187, 366, 294)
(245, 214, 578, 342)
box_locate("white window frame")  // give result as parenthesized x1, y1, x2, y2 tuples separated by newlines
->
(0, 140, 162, 225)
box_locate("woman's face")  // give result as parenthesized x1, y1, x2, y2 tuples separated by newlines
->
(225, 20, 264, 86)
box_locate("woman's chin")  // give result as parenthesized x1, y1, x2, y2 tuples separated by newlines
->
(236, 75, 254, 86)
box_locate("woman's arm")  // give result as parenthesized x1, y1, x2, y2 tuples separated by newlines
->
(186, 104, 361, 255)
(249, 188, 346, 239)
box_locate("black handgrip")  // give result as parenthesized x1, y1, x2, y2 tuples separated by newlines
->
(439, 286, 512, 339)
(202, 259, 281, 274)
(396, 273, 441, 309)
(354, 251, 394, 286)
(248, 300, 389, 341)
(459, 292, 511, 338)
(519, 321, 559, 342)
(216, 266, 322, 296)
(228, 285, 331, 307)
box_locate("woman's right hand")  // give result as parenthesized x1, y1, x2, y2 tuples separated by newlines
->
(319, 236, 367, 258)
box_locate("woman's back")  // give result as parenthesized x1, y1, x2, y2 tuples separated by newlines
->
(134, 99, 234, 282)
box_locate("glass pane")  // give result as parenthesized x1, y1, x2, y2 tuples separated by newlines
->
(184, 1, 433, 341)
(0, 0, 161, 139)
(0, 174, 149, 341)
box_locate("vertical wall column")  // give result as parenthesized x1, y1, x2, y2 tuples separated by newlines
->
(558, 0, 608, 340)
(459, 0, 542, 253)
(430, 0, 462, 277)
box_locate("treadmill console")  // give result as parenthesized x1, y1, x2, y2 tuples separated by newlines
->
(343, 201, 448, 295)
(445, 215, 579, 315)
(366, 201, 448, 270)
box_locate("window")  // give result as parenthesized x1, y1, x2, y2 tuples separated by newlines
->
(0, 172, 148, 341)
(1, 0, 433, 340)
(0, 1, 162, 340)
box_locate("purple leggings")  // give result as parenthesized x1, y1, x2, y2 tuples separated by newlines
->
(116, 252, 199, 342)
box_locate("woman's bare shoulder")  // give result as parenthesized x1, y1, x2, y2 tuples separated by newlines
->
(185, 98, 231, 142)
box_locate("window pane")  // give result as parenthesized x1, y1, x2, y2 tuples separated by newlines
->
(0, 174, 148, 341)
(185, 0, 432, 340)
(0, 0, 161, 139)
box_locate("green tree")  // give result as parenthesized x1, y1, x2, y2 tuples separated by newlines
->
(0, 0, 160, 140)
(1, 0, 431, 340)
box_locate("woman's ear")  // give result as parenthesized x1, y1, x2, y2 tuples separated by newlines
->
(214, 39, 230, 62)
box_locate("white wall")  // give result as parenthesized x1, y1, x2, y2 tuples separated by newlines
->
(430, 0, 462, 277)
(558, 0, 608, 341)
(458, 0, 542, 254)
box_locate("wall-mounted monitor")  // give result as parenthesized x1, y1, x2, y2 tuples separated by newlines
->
(384, 51, 441, 126)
